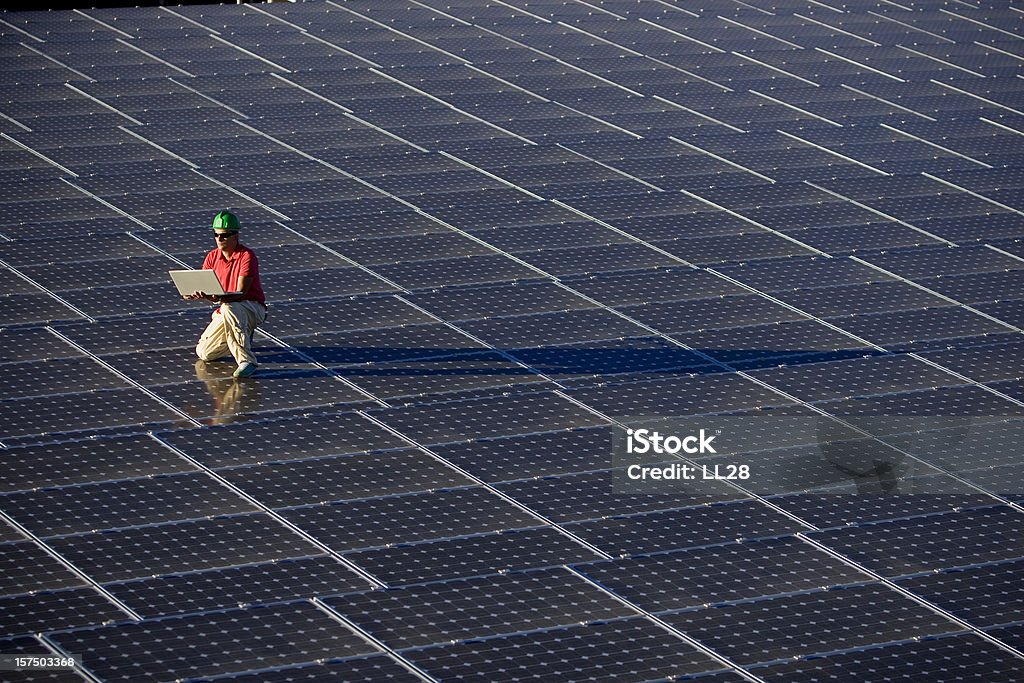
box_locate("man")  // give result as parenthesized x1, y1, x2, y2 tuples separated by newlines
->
(185, 210, 267, 378)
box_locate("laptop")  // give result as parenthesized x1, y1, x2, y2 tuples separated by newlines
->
(169, 269, 226, 297)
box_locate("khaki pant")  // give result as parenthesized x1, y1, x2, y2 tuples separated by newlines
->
(195, 301, 267, 367)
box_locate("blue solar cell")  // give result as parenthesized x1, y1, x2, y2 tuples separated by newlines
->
(497, 469, 742, 522)
(621, 293, 805, 333)
(660, 231, 820, 264)
(0, 196, 126, 227)
(220, 448, 472, 508)
(373, 252, 542, 288)
(408, 280, 593, 320)
(514, 242, 679, 276)
(0, 634, 88, 683)
(576, 535, 862, 609)
(458, 307, 648, 347)
(0, 388, 182, 442)
(918, 270, 1024, 304)
(469, 220, 630, 252)
(776, 280, 949, 317)
(974, 300, 1024, 331)
(432, 200, 581, 229)
(895, 558, 1024, 628)
(367, 390, 608, 444)
(180, 656, 423, 683)
(0, 179, 88, 207)
(294, 322, 486, 365)
(663, 583, 962, 666)
(679, 319, 872, 367)
(563, 372, 795, 416)
(163, 410, 405, 469)
(512, 336, 714, 380)
(792, 221, 941, 254)
(565, 266, 743, 305)
(48, 513, 324, 583)
(405, 617, 724, 681)
(261, 196, 409, 221)
(0, 293, 87, 326)
(869, 192, 1011, 221)
(884, 242, 1022, 275)
(0, 434, 195, 494)
(0, 473, 256, 538)
(49, 602, 375, 682)
(0, 587, 126, 639)
(109, 557, 369, 618)
(920, 339, 1024, 383)
(751, 634, 1024, 682)
(566, 499, 805, 556)
(0, 541, 85, 597)
(265, 267, 398, 299)
(430, 426, 611, 481)
(825, 306, 1011, 347)
(0, 268, 42, 297)
(818, 383, 1024, 416)
(153, 367, 375, 419)
(328, 567, 634, 649)
(808, 506, 1024, 576)
(271, 297, 431, 338)
(346, 526, 602, 585)
(752, 354, 963, 403)
(699, 182, 830, 210)
(282, 486, 540, 551)
(768, 470, 998, 520)
(371, 169, 508, 197)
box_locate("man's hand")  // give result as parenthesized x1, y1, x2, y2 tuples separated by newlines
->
(184, 291, 220, 303)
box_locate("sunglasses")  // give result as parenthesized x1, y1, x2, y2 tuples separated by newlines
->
(213, 231, 239, 239)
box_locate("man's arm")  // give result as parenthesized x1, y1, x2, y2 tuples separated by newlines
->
(213, 275, 251, 304)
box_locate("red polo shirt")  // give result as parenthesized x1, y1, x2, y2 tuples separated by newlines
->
(202, 244, 266, 305)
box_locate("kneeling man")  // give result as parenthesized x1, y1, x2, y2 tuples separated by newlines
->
(185, 210, 267, 378)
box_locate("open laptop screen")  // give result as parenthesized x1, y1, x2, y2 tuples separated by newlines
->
(169, 269, 226, 297)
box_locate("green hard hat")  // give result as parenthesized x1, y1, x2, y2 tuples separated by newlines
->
(212, 210, 240, 231)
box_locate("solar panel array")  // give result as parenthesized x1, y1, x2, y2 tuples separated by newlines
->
(1, 0, 1023, 680)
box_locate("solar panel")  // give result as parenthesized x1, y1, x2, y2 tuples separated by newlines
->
(47, 513, 325, 583)
(566, 499, 805, 556)
(565, 371, 795, 415)
(808, 506, 1024, 576)
(769, 481, 994, 527)
(752, 634, 1024, 681)
(373, 252, 542, 288)
(566, 266, 743, 304)
(405, 616, 726, 681)
(49, 601, 376, 682)
(0, 472, 257, 537)
(0, 587, 126, 638)
(104, 556, 371, 619)
(0, 541, 86, 595)
(835, 305, 1011, 348)
(496, 468, 741, 522)
(347, 526, 603, 585)
(792, 221, 940, 254)
(3, 1, 1023, 680)
(665, 583, 962, 665)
